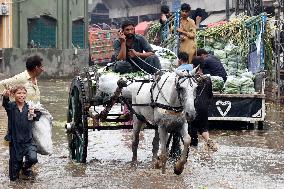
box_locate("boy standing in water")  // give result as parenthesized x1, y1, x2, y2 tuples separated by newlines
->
(2, 86, 41, 181)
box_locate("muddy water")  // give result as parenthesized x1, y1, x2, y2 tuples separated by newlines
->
(0, 80, 283, 189)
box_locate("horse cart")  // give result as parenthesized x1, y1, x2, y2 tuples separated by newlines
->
(66, 66, 136, 163)
(65, 65, 183, 164)
(65, 61, 198, 179)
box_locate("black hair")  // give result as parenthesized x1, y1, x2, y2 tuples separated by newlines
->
(195, 8, 203, 17)
(121, 20, 135, 30)
(178, 52, 189, 62)
(26, 55, 43, 71)
(181, 3, 191, 11)
(196, 49, 208, 56)
(161, 5, 170, 14)
(192, 56, 205, 70)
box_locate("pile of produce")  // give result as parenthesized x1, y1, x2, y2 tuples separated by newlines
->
(196, 14, 273, 94)
(151, 44, 178, 70)
(220, 70, 256, 94)
(197, 17, 250, 77)
(210, 76, 224, 92)
(239, 71, 255, 94)
(144, 13, 273, 94)
(223, 76, 241, 94)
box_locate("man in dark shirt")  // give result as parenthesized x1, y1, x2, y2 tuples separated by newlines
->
(112, 20, 161, 74)
(189, 56, 218, 150)
(196, 49, 227, 82)
(3, 86, 41, 181)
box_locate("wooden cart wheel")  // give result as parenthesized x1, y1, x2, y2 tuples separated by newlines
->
(67, 76, 88, 163)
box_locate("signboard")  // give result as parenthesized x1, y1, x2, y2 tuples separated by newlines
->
(0, 3, 8, 15)
(209, 96, 263, 118)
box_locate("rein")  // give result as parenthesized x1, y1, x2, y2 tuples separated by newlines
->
(129, 56, 161, 75)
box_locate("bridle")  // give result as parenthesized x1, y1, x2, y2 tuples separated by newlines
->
(132, 73, 196, 113)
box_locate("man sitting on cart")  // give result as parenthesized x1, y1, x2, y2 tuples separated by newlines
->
(112, 20, 161, 74)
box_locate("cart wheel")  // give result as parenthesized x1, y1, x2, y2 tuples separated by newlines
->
(257, 121, 264, 130)
(67, 76, 89, 163)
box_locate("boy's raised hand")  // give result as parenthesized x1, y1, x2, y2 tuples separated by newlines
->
(2, 90, 10, 97)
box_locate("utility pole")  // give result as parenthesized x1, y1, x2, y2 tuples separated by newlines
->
(226, 0, 230, 20)
(274, 0, 284, 100)
(85, 0, 89, 49)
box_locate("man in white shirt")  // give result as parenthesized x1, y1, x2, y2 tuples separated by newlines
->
(0, 55, 44, 103)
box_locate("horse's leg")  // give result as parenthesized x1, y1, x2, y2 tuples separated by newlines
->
(158, 127, 168, 174)
(152, 128, 159, 161)
(174, 123, 191, 175)
(132, 118, 143, 162)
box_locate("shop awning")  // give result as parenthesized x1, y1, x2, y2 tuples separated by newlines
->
(135, 21, 151, 35)
(200, 12, 227, 26)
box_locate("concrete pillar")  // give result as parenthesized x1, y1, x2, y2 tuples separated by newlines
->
(0, 0, 12, 48)
(84, 0, 88, 48)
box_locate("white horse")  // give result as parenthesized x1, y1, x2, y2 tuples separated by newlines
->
(131, 69, 198, 174)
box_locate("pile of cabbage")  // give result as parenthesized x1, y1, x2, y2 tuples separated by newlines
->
(195, 14, 273, 94)
(211, 70, 255, 94)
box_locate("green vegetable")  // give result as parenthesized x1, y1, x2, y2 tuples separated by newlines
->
(211, 76, 224, 92)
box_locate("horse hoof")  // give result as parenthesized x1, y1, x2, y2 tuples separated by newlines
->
(174, 162, 184, 175)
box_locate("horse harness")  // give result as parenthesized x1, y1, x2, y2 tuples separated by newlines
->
(132, 74, 196, 113)
(121, 73, 199, 129)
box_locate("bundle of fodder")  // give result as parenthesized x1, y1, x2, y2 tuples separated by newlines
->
(223, 76, 241, 94)
(211, 76, 225, 92)
(239, 71, 255, 94)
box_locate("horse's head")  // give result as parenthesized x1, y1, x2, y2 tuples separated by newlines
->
(175, 68, 198, 121)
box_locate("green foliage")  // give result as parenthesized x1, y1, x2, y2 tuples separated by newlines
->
(145, 21, 162, 44)
(211, 76, 225, 92)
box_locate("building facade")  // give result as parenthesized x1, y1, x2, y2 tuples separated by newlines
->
(0, 0, 90, 78)
(12, 0, 88, 49)
(0, 0, 12, 48)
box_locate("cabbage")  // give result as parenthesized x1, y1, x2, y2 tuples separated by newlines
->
(214, 50, 226, 59)
(223, 76, 240, 94)
(211, 76, 224, 92)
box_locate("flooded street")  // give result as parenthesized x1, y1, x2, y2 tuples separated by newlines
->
(0, 79, 284, 189)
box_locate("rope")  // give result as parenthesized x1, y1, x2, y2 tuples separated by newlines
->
(129, 58, 152, 75)
(129, 53, 161, 74)
(135, 55, 161, 72)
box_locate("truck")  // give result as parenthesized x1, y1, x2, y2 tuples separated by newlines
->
(155, 12, 270, 129)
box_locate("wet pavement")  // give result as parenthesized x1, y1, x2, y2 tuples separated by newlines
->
(0, 79, 284, 189)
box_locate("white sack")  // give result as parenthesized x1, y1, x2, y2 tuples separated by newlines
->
(98, 73, 120, 95)
(28, 101, 53, 155)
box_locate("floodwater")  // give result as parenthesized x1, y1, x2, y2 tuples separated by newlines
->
(0, 79, 283, 189)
